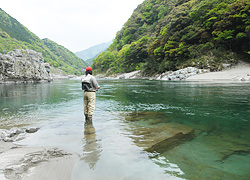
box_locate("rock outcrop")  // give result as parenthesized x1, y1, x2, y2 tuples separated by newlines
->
(0, 49, 52, 83)
(157, 67, 210, 81)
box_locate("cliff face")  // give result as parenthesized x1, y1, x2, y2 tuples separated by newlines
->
(0, 49, 52, 83)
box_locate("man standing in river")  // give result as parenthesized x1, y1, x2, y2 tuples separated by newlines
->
(81, 66, 100, 124)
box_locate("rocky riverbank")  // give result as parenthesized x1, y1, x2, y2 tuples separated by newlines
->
(0, 49, 52, 83)
(96, 67, 210, 81)
(186, 60, 250, 81)
(96, 61, 250, 82)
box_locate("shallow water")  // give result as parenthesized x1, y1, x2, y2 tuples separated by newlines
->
(0, 79, 250, 179)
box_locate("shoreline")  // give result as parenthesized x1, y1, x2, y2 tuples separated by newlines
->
(186, 61, 250, 82)
(0, 141, 79, 180)
(0, 127, 79, 180)
(96, 61, 250, 83)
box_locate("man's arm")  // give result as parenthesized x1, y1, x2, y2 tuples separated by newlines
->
(92, 77, 100, 90)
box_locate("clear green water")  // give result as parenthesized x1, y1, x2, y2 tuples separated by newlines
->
(0, 79, 250, 179)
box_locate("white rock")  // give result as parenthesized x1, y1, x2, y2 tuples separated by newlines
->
(9, 127, 24, 137)
(14, 133, 26, 141)
(158, 67, 210, 81)
(0, 49, 52, 83)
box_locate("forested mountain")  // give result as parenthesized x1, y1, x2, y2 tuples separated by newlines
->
(43, 38, 87, 75)
(75, 41, 112, 64)
(0, 8, 87, 75)
(93, 0, 250, 75)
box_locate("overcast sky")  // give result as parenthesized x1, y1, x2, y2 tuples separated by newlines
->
(1, 0, 144, 52)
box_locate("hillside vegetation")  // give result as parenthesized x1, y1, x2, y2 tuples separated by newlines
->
(42, 38, 87, 75)
(93, 0, 250, 75)
(0, 8, 87, 75)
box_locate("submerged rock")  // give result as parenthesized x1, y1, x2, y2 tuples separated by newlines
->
(121, 111, 195, 153)
(129, 123, 195, 153)
(203, 134, 250, 162)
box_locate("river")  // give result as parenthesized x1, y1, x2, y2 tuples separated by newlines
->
(0, 79, 250, 179)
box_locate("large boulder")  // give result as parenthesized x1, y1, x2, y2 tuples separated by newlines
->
(0, 49, 52, 83)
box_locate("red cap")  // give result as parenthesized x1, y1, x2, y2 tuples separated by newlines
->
(86, 66, 92, 71)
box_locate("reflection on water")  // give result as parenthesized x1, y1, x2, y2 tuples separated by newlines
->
(82, 122, 102, 169)
(0, 80, 82, 128)
(0, 82, 51, 127)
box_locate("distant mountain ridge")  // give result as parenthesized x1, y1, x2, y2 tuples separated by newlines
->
(0, 8, 87, 75)
(75, 41, 112, 65)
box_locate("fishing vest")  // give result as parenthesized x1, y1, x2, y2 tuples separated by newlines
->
(81, 74, 94, 91)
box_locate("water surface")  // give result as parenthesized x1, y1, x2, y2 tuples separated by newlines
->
(0, 79, 250, 179)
